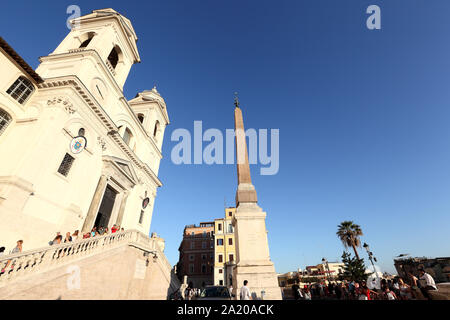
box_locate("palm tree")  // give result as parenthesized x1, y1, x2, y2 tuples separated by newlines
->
(337, 221, 363, 260)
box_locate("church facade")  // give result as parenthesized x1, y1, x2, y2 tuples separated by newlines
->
(0, 9, 169, 251)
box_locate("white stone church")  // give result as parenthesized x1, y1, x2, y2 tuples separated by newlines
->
(0, 9, 170, 252)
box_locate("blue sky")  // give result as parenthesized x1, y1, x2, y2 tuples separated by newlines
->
(2, 1, 450, 274)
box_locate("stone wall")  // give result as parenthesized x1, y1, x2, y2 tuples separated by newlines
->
(0, 230, 180, 300)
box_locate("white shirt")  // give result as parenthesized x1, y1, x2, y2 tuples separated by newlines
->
(420, 273, 437, 289)
(240, 285, 251, 300)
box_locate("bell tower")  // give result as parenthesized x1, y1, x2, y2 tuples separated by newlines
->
(36, 8, 140, 90)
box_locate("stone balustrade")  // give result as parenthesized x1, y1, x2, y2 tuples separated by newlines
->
(0, 230, 169, 287)
(105, 60, 117, 76)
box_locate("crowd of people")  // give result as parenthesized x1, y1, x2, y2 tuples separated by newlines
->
(48, 225, 125, 246)
(291, 269, 438, 300)
(0, 225, 125, 274)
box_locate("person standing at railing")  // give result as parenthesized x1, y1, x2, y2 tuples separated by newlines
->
(64, 232, 72, 243)
(72, 230, 80, 242)
(1, 240, 23, 274)
(51, 235, 63, 245)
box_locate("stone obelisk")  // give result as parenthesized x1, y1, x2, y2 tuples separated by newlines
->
(231, 95, 282, 300)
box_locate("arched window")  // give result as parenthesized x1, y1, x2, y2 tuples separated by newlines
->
(137, 114, 144, 124)
(78, 32, 95, 48)
(122, 127, 133, 146)
(107, 46, 120, 69)
(79, 38, 92, 48)
(0, 109, 12, 136)
(6, 76, 34, 104)
(78, 128, 85, 137)
(153, 120, 160, 139)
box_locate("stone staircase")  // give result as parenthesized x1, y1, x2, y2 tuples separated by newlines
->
(0, 230, 180, 299)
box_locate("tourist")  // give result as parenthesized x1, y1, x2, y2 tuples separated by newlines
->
(72, 230, 79, 242)
(392, 278, 400, 297)
(83, 232, 90, 239)
(104, 227, 109, 235)
(418, 268, 437, 300)
(303, 287, 312, 300)
(1, 240, 23, 273)
(10, 240, 23, 254)
(383, 287, 397, 300)
(360, 281, 377, 300)
(292, 281, 301, 300)
(240, 280, 252, 300)
(111, 224, 118, 233)
(335, 282, 342, 300)
(398, 278, 412, 300)
(51, 235, 63, 245)
(91, 227, 97, 237)
(64, 232, 72, 243)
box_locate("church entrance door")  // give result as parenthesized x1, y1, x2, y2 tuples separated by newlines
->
(94, 185, 117, 229)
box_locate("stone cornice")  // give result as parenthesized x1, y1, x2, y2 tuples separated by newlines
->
(129, 99, 170, 125)
(39, 50, 164, 159)
(37, 75, 162, 188)
(70, 13, 140, 63)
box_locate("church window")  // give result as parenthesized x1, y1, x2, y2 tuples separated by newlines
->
(122, 128, 133, 146)
(57, 153, 75, 177)
(138, 210, 145, 224)
(6, 76, 34, 104)
(79, 38, 92, 48)
(137, 113, 144, 124)
(107, 47, 119, 69)
(153, 120, 160, 139)
(78, 32, 95, 48)
(78, 128, 85, 137)
(0, 109, 12, 136)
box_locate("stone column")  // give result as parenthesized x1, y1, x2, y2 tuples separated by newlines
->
(115, 191, 130, 227)
(82, 175, 108, 232)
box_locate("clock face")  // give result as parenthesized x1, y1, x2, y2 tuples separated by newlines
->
(91, 78, 108, 102)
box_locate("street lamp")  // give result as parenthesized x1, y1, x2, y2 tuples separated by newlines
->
(363, 242, 380, 285)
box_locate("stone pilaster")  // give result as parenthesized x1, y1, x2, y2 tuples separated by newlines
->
(115, 191, 130, 226)
(82, 175, 108, 232)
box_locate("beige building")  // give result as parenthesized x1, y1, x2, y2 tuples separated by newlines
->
(214, 207, 236, 287)
(0, 9, 169, 252)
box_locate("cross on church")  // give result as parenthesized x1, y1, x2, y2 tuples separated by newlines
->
(234, 92, 240, 108)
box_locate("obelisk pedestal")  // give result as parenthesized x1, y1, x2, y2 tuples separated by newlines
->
(231, 99, 281, 300)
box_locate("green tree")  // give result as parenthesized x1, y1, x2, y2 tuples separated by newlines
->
(337, 221, 363, 259)
(341, 251, 370, 282)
